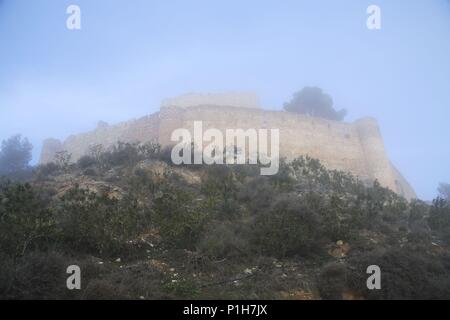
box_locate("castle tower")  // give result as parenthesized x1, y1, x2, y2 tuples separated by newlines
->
(355, 117, 397, 191)
(40, 138, 63, 164)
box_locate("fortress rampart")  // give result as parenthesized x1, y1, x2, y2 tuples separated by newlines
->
(40, 93, 416, 200)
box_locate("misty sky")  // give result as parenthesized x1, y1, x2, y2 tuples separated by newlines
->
(0, 0, 449, 200)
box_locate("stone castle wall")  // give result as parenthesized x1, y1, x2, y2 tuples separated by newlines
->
(160, 105, 416, 199)
(40, 113, 160, 163)
(40, 95, 416, 200)
(159, 106, 397, 191)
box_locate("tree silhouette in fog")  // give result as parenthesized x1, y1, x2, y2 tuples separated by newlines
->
(284, 87, 347, 121)
(0, 135, 32, 175)
(439, 183, 450, 201)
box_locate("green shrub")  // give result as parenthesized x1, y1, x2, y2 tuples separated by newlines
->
(321, 194, 355, 242)
(163, 278, 200, 298)
(238, 176, 276, 215)
(34, 162, 60, 180)
(77, 155, 97, 169)
(317, 262, 348, 300)
(152, 185, 209, 249)
(251, 194, 324, 258)
(267, 159, 295, 191)
(0, 250, 74, 300)
(156, 146, 175, 164)
(0, 182, 56, 257)
(428, 198, 450, 231)
(201, 165, 239, 218)
(137, 142, 161, 159)
(0, 252, 15, 298)
(197, 220, 249, 259)
(100, 142, 141, 167)
(428, 198, 450, 243)
(347, 248, 450, 300)
(289, 156, 362, 196)
(58, 186, 149, 256)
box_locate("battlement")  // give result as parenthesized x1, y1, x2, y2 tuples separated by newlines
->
(161, 92, 260, 109)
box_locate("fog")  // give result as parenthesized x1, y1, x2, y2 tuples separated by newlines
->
(0, 0, 449, 200)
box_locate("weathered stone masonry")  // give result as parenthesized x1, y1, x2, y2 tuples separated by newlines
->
(40, 93, 416, 200)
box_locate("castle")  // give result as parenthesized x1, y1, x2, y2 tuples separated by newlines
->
(40, 92, 416, 200)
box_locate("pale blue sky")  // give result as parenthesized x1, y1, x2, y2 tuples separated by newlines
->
(0, 0, 449, 199)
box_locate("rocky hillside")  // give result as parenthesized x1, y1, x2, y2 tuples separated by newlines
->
(1, 142, 450, 300)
